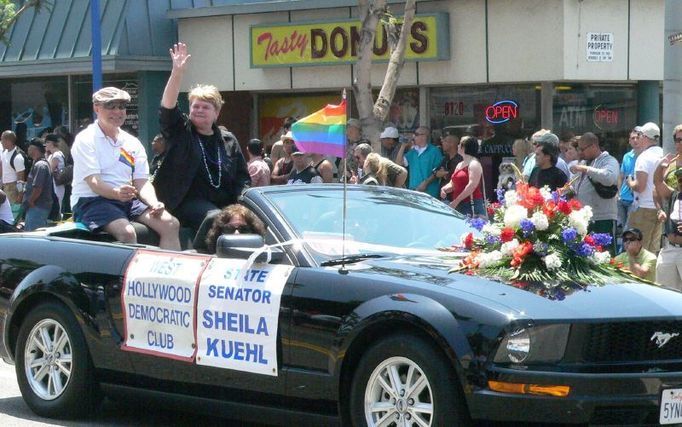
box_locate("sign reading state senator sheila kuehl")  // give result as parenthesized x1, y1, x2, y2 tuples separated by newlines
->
(196, 259, 292, 376)
(250, 13, 449, 68)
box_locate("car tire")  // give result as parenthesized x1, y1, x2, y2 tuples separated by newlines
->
(350, 333, 470, 427)
(15, 301, 101, 418)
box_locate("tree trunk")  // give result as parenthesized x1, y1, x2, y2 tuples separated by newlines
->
(353, 0, 416, 153)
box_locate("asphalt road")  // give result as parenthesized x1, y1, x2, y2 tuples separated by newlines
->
(1, 360, 575, 427)
(0, 360, 260, 427)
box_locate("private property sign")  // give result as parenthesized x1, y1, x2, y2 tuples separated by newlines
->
(250, 13, 449, 68)
(586, 32, 613, 62)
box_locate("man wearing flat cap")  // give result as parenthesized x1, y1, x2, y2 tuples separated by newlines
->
(70, 87, 180, 250)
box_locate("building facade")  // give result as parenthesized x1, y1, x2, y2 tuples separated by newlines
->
(169, 0, 664, 193)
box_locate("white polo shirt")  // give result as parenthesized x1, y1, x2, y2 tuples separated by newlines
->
(1, 147, 25, 184)
(70, 122, 149, 208)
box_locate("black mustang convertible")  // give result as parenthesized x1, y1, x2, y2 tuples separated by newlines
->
(1, 184, 682, 426)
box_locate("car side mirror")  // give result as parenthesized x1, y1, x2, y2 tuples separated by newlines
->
(216, 234, 284, 263)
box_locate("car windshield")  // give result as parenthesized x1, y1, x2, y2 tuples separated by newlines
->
(264, 188, 470, 258)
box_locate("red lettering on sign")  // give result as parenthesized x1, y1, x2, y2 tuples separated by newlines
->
(257, 31, 308, 61)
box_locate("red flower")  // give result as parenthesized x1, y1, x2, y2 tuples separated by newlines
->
(463, 232, 474, 249)
(511, 242, 533, 267)
(584, 235, 595, 246)
(568, 198, 582, 211)
(543, 201, 556, 218)
(500, 227, 515, 243)
(558, 201, 572, 215)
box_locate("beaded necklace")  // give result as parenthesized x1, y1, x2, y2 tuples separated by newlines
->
(196, 134, 222, 188)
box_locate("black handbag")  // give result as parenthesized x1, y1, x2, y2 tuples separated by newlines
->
(588, 177, 618, 199)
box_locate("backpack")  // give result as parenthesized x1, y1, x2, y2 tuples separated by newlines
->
(9, 147, 32, 174)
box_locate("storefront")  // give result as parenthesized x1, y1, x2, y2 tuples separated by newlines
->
(170, 0, 663, 147)
(0, 0, 174, 149)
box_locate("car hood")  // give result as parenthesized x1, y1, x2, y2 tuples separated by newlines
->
(355, 252, 682, 321)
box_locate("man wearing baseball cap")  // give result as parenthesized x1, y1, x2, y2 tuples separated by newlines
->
(627, 122, 664, 253)
(614, 227, 656, 282)
(379, 126, 401, 163)
(70, 87, 180, 250)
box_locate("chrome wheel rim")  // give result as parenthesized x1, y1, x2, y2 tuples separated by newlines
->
(364, 356, 433, 427)
(24, 318, 72, 400)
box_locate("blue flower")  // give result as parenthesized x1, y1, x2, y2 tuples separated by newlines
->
(496, 188, 506, 204)
(520, 219, 535, 236)
(551, 191, 561, 203)
(467, 217, 488, 232)
(591, 233, 612, 247)
(485, 235, 501, 245)
(561, 228, 578, 243)
(574, 243, 594, 257)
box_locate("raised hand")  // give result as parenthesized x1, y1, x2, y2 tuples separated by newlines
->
(169, 42, 191, 71)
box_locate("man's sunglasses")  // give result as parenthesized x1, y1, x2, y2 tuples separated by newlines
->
(100, 101, 127, 110)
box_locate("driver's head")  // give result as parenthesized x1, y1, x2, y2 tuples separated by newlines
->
(205, 205, 266, 253)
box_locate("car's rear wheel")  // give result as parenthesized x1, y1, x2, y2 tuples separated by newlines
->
(350, 334, 469, 427)
(15, 301, 101, 418)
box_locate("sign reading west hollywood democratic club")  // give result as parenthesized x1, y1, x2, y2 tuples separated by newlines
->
(250, 13, 450, 68)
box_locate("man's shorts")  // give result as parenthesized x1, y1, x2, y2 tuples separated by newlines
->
(73, 196, 148, 232)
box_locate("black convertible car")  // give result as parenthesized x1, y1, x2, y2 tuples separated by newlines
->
(1, 184, 682, 426)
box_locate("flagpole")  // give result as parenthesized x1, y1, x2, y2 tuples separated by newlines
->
(340, 88, 348, 274)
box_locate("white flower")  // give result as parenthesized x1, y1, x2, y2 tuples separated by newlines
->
(504, 190, 519, 207)
(540, 187, 553, 201)
(501, 239, 520, 256)
(482, 224, 501, 236)
(543, 253, 562, 269)
(478, 250, 503, 268)
(504, 205, 528, 228)
(568, 210, 589, 236)
(590, 251, 611, 265)
(530, 211, 549, 231)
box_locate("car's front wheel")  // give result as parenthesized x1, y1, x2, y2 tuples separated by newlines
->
(15, 301, 101, 418)
(350, 334, 469, 427)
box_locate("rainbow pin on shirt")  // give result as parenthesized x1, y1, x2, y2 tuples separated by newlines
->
(119, 148, 135, 172)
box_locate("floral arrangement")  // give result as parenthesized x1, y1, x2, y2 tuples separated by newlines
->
(451, 182, 638, 287)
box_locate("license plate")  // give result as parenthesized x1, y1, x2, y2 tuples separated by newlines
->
(660, 388, 682, 424)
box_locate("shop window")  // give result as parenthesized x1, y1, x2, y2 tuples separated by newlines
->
(10, 78, 68, 148)
(430, 85, 541, 201)
(553, 83, 637, 160)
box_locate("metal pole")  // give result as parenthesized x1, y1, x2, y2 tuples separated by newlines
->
(91, 0, 102, 92)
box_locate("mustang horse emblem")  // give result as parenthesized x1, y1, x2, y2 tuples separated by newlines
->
(650, 331, 680, 348)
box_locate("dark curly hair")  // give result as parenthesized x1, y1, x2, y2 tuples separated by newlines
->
(205, 205, 267, 253)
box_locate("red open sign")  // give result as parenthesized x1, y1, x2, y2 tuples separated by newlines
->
(593, 105, 619, 130)
(485, 100, 518, 124)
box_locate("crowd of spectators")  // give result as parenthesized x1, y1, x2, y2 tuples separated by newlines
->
(2, 41, 681, 291)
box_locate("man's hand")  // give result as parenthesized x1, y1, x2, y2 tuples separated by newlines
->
(416, 182, 427, 192)
(570, 164, 587, 174)
(658, 209, 667, 223)
(169, 43, 191, 72)
(147, 201, 165, 217)
(113, 184, 137, 202)
(435, 167, 448, 179)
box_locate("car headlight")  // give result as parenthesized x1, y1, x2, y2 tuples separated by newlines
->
(493, 324, 570, 364)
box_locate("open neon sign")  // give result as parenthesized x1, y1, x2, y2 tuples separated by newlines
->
(485, 100, 518, 124)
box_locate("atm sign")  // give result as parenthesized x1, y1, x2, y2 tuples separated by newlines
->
(485, 100, 518, 124)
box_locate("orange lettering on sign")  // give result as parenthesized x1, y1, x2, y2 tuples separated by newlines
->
(257, 31, 308, 61)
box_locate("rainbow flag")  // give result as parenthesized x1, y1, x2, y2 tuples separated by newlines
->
(291, 99, 347, 158)
(118, 148, 135, 172)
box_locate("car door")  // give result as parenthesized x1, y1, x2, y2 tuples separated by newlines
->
(121, 245, 297, 399)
